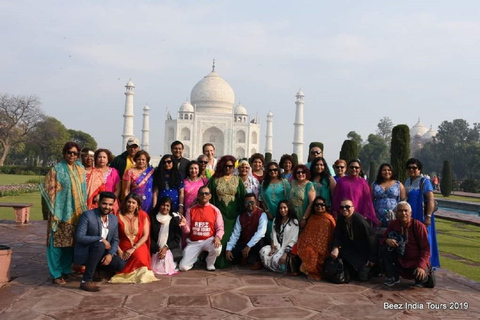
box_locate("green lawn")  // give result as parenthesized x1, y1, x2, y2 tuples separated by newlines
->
(0, 192, 43, 220)
(436, 218, 480, 282)
(0, 173, 44, 185)
(435, 193, 480, 203)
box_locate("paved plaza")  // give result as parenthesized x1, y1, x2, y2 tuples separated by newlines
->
(0, 220, 479, 320)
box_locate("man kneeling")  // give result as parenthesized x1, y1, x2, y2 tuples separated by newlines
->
(381, 201, 434, 287)
(74, 192, 126, 292)
(225, 193, 267, 270)
(179, 186, 224, 271)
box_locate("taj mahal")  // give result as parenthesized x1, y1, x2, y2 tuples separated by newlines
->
(120, 62, 306, 162)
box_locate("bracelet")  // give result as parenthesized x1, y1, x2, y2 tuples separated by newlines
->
(179, 204, 184, 207)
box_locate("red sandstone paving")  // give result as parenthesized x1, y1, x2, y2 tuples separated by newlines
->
(1, 220, 479, 320)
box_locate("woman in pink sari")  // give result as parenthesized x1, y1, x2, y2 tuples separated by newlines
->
(81, 148, 105, 209)
(94, 148, 121, 212)
(183, 160, 209, 210)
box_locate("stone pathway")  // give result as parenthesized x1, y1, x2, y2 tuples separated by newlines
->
(0, 220, 479, 319)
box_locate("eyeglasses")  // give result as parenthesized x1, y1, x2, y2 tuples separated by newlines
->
(310, 151, 322, 155)
(164, 160, 173, 164)
(198, 161, 208, 164)
(339, 205, 352, 210)
(349, 166, 360, 170)
(244, 201, 255, 205)
(225, 165, 234, 169)
(198, 192, 211, 196)
(407, 166, 418, 170)
(268, 168, 278, 172)
(314, 203, 326, 207)
(66, 151, 79, 156)
(296, 171, 306, 174)
(335, 166, 345, 169)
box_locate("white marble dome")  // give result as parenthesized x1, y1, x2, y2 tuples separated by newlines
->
(179, 100, 194, 113)
(190, 70, 235, 114)
(422, 126, 437, 141)
(126, 80, 135, 87)
(234, 103, 248, 115)
(411, 119, 428, 137)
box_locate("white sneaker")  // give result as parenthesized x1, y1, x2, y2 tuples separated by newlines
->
(206, 265, 216, 271)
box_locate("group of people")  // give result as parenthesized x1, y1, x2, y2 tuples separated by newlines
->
(40, 139, 439, 292)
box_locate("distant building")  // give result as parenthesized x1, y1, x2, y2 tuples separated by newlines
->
(410, 118, 437, 154)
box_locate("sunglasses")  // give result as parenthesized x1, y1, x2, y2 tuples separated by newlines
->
(349, 166, 360, 170)
(198, 161, 208, 164)
(296, 171, 306, 174)
(339, 205, 352, 210)
(198, 192, 211, 196)
(164, 160, 173, 164)
(66, 151, 79, 156)
(244, 201, 255, 205)
(225, 165, 234, 169)
(268, 168, 278, 172)
(314, 203, 326, 207)
(335, 166, 345, 169)
(407, 166, 418, 170)
(310, 151, 322, 155)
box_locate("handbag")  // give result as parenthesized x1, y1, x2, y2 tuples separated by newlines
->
(387, 231, 406, 256)
(285, 252, 299, 275)
(420, 178, 439, 215)
(323, 256, 350, 284)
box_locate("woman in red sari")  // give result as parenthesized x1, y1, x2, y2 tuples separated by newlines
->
(297, 196, 336, 280)
(109, 193, 158, 283)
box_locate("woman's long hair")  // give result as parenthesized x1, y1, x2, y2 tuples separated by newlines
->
(310, 157, 332, 185)
(121, 193, 143, 216)
(213, 155, 236, 178)
(153, 154, 182, 190)
(375, 163, 397, 184)
(274, 200, 298, 233)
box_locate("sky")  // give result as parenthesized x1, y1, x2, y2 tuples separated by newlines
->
(1, 0, 480, 165)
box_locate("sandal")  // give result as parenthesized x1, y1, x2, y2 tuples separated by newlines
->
(52, 277, 66, 285)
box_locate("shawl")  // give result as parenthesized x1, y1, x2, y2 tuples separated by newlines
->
(156, 213, 172, 248)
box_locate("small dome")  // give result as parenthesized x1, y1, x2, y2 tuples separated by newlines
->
(296, 89, 304, 97)
(234, 103, 248, 115)
(143, 104, 150, 110)
(179, 101, 194, 113)
(411, 118, 428, 137)
(422, 126, 437, 141)
(126, 80, 135, 87)
(190, 70, 235, 114)
(267, 111, 273, 117)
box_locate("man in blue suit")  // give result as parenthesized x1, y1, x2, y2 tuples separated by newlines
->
(74, 192, 125, 292)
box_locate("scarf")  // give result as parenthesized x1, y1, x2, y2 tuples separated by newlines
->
(156, 213, 172, 248)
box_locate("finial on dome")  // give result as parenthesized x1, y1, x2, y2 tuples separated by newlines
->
(212, 59, 215, 72)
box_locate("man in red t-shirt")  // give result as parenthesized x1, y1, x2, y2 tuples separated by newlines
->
(179, 186, 224, 271)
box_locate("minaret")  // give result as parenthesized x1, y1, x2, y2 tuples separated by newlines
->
(265, 111, 274, 155)
(141, 104, 150, 152)
(293, 89, 305, 163)
(122, 80, 135, 149)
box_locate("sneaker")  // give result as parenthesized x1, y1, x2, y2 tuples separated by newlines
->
(206, 265, 216, 272)
(80, 281, 100, 292)
(384, 276, 400, 287)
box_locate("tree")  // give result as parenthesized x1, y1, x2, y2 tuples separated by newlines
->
(339, 140, 358, 164)
(28, 116, 70, 166)
(0, 94, 44, 165)
(376, 116, 394, 144)
(368, 161, 377, 184)
(347, 131, 363, 151)
(359, 134, 388, 171)
(432, 119, 480, 179)
(68, 129, 97, 150)
(292, 153, 299, 166)
(390, 125, 410, 183)
(440, 160, 453, 197)
(265, 152, 272, 164)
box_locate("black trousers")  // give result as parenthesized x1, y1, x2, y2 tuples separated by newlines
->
(231, 238, 265, 264)
(83, 241, 125, 282)
(380, 244, 428, 282)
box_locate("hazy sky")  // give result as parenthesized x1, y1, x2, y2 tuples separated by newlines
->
(2, 1, 479, 165)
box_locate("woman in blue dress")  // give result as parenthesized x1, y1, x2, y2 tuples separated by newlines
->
(404, 158, 440, 267)
(371, 163, 406, 228)
(152, 154, 185, 216)
(310, 157, 336, 207)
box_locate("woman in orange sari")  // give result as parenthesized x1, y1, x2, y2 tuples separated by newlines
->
(81, 148, 105, 209)
(297, 196, 336, 280)
(109, 193, 158, 283)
